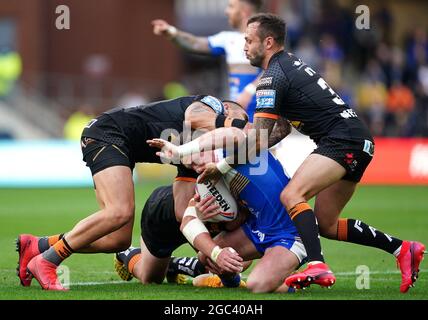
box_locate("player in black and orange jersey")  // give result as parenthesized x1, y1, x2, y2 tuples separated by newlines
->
(198, 13, 425, 292)
(16, 95, 248, 290)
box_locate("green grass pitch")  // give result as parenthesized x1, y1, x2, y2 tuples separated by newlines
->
(0, 183, 427, 300)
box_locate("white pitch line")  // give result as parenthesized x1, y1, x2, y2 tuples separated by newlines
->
(3, 269, 427, 287)
(72, 280, 129, 286)
(335, 269, 428, 276)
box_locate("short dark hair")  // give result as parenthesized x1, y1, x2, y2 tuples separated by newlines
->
(240, 0, 263, 12)
(247, 13, 286, 46)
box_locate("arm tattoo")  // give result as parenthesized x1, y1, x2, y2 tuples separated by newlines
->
(172, 31, 210, 53)
(231, 117, 275, 164)
(268, 117, 291, 147)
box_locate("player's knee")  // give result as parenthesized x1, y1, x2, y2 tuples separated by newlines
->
(107, 202, 135, 226)
(280, 186, 306, 210)
(280, 187, 295, 209)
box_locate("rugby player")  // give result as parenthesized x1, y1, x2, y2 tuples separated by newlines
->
(117, 146, 307, 293)
(16, 95, 247, 291)
(113, 183, 247, 286)
(182, 13, 425, 292)
(152, 0, 262, 120)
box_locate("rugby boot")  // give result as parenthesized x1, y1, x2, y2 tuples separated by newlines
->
(193, 273, 246, 288)
(27, 254, 68, 291)
(285, 262, 335, 289)
(114, 253, 133, 281)
(397, 241, 426, 293)
(16, 234, 40, 286)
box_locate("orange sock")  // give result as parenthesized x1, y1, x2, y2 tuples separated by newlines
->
(52, 238, 74, 260)
(128, 253, 141, 274)
(48, 234, 64, 246)
(337, 218, 348, 241)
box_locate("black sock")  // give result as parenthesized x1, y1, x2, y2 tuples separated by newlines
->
(338, 218, 402, 255)
(289, 202, 324, 263)
(167, 256, 206, 277)
(116, 247, 141, 269)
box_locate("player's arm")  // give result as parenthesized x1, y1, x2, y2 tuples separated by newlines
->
(148, 127, 247, 165)
(173, 179, 196, 222)
(198, 74, 288, 181)
(180, 197, 243, 273)
(268, 116, 291, 147)
(152, 19, 211, 54)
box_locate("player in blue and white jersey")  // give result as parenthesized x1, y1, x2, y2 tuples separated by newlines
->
(152, 0, 262, 120)
(147, 137, 307, 293)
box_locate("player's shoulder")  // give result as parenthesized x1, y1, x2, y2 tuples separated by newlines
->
(271, 51, 302, 70)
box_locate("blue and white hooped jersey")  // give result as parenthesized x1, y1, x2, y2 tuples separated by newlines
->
(208, 31, 260, 121)
(222, 151, 306, 260)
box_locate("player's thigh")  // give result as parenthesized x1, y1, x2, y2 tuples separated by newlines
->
(247, 246, 299, 293)
(213, 228, 261, 261)
(136, 236, 170, 284)
(314, 179, 356, 237)
(93, 165, 135, 212)
(282, 153, 346, 205)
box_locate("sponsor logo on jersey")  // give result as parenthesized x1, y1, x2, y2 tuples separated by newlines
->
(340, 109, 358, 119)
(256, 89, 276, 109)
(363, 139, 374, 157)
(251, 229, 265, 242)
(201, 96, 224, 114)
(258, 77, 273, 87)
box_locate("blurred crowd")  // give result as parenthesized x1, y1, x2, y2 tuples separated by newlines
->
(9, 1, 428, 139)
(281, 1, 428, 137)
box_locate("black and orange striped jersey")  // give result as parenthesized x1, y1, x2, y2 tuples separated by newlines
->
(254, 51, 372, 144)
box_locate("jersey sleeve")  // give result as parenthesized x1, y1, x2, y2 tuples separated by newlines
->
(254, 66, 289, 121)
(207, 32, 227, 56)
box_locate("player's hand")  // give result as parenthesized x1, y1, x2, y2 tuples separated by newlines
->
(195, 195, 221, 222)
(205, 257, 223, 275)
(197, 162, 222, 184)
(147, 138, 180, 163)
(151, 19, 175, 38)
(215, 247, 243, 274)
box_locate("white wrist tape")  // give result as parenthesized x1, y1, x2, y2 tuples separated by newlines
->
(244, 83, 257, 95)
(216, 158, 232, 174)
(167, 26, 177, 37)
(210, 246, 223, 263)
(177, 140, 200, 157)
(183, 206, 197, 218)
(182, 218, 209, 246)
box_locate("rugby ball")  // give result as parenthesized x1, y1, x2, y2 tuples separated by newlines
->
(195, 178, 238, 222)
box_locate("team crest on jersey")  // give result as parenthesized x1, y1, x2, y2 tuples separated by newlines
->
(258, 77, 273, 87)
(200, 96, 224, 114)
(256, 90, 276, 109)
